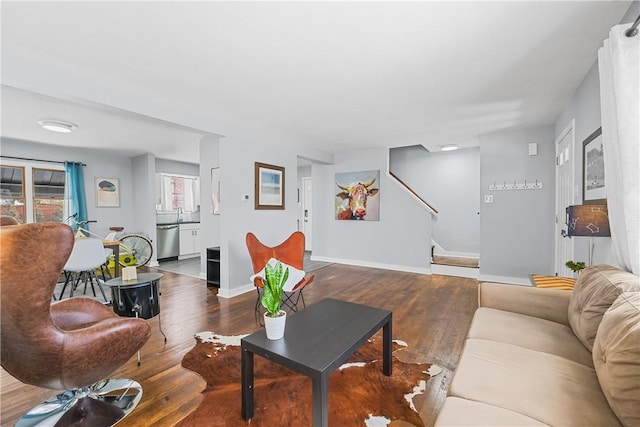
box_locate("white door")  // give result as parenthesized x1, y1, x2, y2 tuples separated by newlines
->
(302, 177, 312, 251)
(555, 121, 575, 277)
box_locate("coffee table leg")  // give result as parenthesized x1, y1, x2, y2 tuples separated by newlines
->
(241, 347, 254, 420)
(383, 315, 392, 376)
(312, 375, 328, 427)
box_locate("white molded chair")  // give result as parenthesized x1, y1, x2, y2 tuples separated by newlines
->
(58, 238, 110, 302)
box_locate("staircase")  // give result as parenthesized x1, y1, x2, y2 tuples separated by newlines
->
(432, 255, 479, 268)
(430, 245, 479, 279)
(387, 147, 480, 279)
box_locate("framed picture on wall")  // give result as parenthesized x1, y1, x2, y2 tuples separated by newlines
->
(582, 127, 606, 204)
(254, 162, 285, 210)
(95, 177, 120, 207)
(335, 170, 380, 221)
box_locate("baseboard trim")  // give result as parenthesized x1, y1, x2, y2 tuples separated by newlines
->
(477, 274, 532, 286)
(431, 264, 479, 279)
(310, 255, 431, 275)
(218, 283, 255, 299)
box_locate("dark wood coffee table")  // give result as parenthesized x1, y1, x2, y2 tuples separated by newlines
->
(241, 298, 392, 427)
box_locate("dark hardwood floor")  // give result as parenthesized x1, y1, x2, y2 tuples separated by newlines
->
(0, 264, 478, 426)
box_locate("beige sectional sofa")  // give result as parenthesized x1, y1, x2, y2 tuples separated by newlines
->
(435, 264, 640, 427)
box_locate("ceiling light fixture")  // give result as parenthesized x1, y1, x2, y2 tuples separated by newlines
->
(37, 119, 78, 133)
(440, 144, 458, 151)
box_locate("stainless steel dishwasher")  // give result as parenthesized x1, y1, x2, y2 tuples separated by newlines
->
(156, 224, 180, 261)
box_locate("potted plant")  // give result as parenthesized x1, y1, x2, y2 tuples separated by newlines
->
(565, 260, 586, 275)
(262, 261, 289, 340)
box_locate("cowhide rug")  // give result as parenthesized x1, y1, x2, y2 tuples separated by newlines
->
(177, 331, 442, 426)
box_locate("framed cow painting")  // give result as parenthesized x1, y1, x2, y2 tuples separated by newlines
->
(335, 170, 380, 221)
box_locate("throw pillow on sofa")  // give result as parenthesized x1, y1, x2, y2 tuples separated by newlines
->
(568, 265, 640, 351)
(592, 291, 640, 427)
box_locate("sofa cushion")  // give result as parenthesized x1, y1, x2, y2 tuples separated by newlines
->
(448, 339, 622, 427)
(468, 308, 594, 367)
(568, 265, 640, 351)
(479, 282, 571, 325)
(435, 397, 548, 426)
(593, 291, 640, 427)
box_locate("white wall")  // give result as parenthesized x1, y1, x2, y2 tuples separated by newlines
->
(479, 126, 556, 283)
(131, 154, 157, 264)
(2, 139, 163, 264)
(218, 134, 331, 297)
(2, 47, 334, 297)
(199, 134, 221, 279)
(390, 145, 480, 256)
(1, 138, 136, 237)
(155, 158, 199, 176)
(312, 147, 431, 273)
(8, 3, 637, 286)
(552, 0, 640, 268)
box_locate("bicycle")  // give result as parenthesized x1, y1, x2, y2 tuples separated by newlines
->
(66, 213, 154, 268)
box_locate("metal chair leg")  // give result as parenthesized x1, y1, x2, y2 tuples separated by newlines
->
(70, 273, 82, 298)
(91, 271, 109, 302)
(254, 287, 265, 326)
(282, 290, 305, 313)
(58, 272, 73, 300)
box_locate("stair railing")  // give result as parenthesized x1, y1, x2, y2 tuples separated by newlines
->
(387, 171, 439, 214)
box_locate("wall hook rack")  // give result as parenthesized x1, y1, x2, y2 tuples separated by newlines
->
(489, 179, 543, 191)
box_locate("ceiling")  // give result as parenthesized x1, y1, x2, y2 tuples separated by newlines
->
(1, 1, 633, 164)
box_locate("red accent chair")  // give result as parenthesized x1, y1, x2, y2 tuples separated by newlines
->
(246, 231, 315, 320)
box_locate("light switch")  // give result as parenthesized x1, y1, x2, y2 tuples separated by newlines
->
(484, 195, 494, 203)
(241, 193, 250, 201)
(528, 142, 538, 156)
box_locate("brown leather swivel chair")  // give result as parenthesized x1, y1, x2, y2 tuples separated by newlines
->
(0, 215, 19, 226)
(246, 231, 315, 321)
(0, 223, 151, 426)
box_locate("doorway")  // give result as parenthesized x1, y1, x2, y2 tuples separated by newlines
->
(555, 120, 575, 277)
(302, 177, 312, 251)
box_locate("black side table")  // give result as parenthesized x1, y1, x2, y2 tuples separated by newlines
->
(106, 272, 167, 364)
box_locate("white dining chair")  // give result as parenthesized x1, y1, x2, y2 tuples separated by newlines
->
(58, 238, 110, 303)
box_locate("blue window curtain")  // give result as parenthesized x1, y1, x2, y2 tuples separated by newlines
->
(64, 161, 88, 231)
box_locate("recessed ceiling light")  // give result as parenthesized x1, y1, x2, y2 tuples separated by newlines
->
(37, 119, 78, 133)
(440, 144, 458, 151)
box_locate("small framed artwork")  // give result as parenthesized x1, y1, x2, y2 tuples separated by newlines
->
(582, 127, 606, 204)
(255, 162, 285, 210)
(95, 177, 120, 207)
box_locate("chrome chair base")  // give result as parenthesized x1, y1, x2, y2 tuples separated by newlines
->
(16, 379, 143, 427)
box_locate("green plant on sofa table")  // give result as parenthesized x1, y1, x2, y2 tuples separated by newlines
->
(565, 260, 586, 272)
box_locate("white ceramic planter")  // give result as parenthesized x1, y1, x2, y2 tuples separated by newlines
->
(264, 310, 287, 340)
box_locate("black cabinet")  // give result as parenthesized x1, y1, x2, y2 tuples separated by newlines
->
(207, 247, 220, 288)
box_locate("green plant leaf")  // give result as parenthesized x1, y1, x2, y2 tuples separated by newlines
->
(262, 261, 288, 316)
(565, 260, 586, 272)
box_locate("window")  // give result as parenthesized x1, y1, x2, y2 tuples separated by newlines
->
(0, 166, 26, 223)
(0, 162, 66, 224)
(33, 168, 65, 223)
(157, 173, 200, 213)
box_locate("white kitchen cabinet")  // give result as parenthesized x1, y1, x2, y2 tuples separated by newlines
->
(179, 223, 201, 257)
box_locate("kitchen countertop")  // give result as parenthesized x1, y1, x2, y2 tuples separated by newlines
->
(156, 221, 200, 226)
